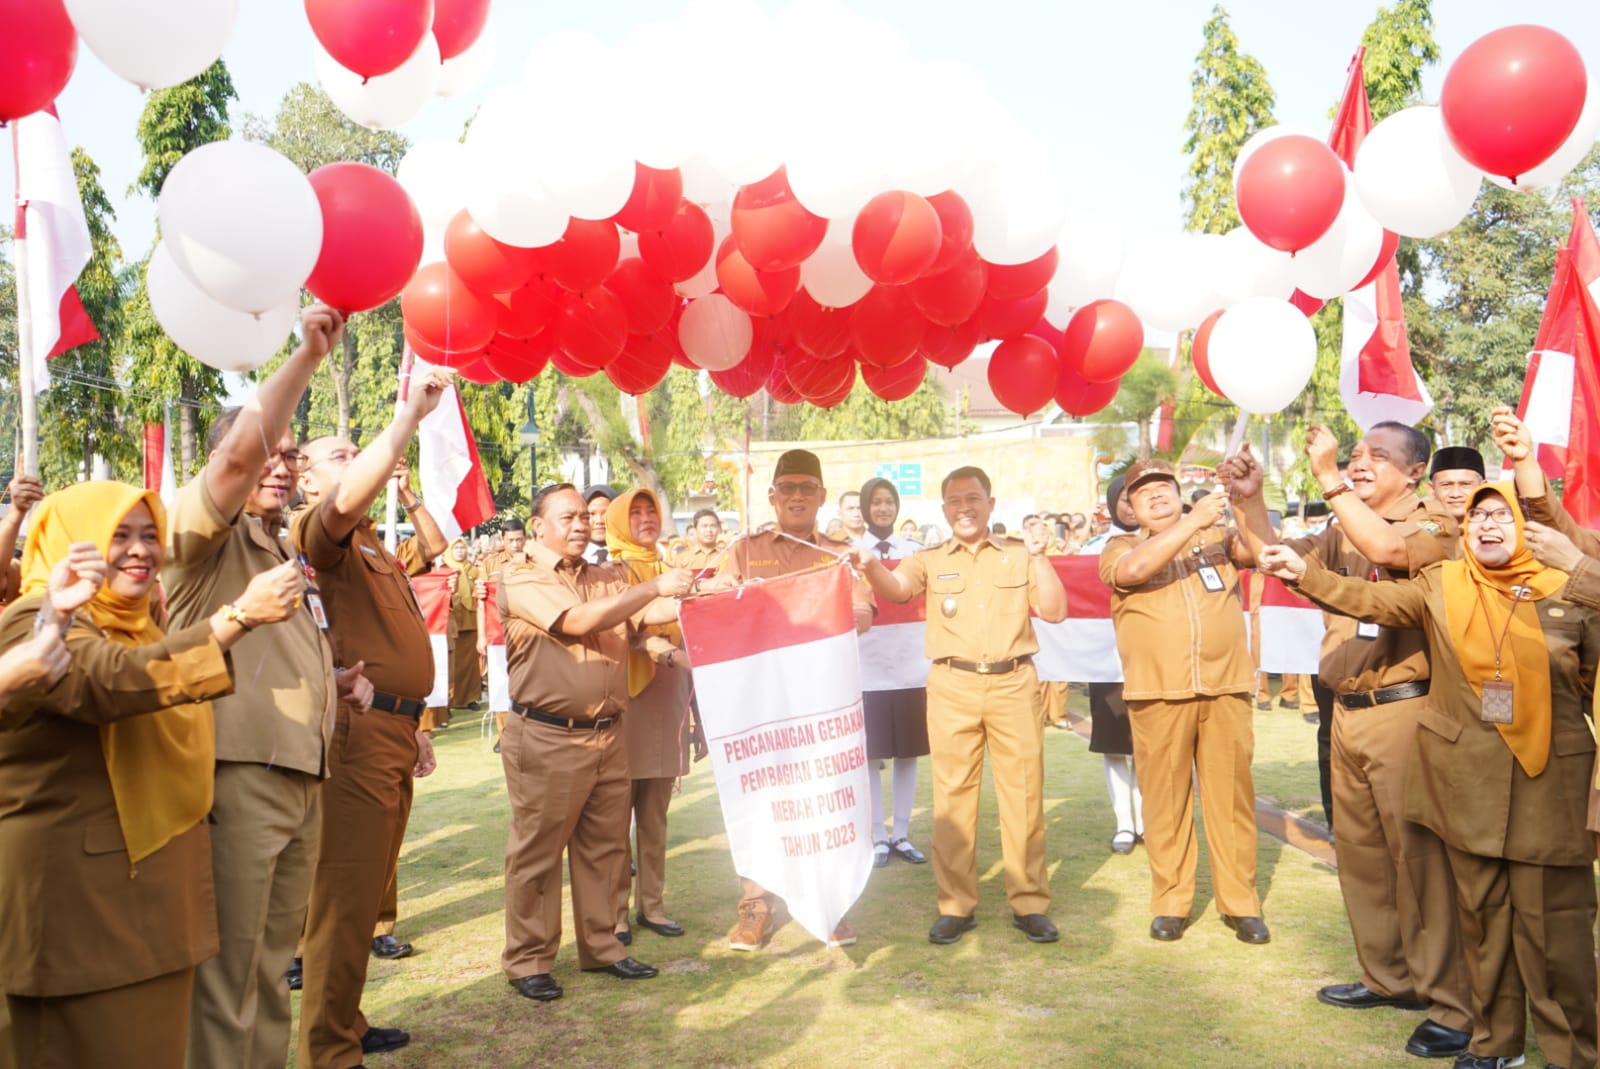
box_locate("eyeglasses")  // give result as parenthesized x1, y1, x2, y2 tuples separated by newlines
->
(773, 480, 823, 498)
(309, 449, 359, 468)
(1467, 506, 1515, 524)
(270, 449, 310, 473)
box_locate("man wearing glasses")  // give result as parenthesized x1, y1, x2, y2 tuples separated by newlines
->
(714, 449, 874, 951)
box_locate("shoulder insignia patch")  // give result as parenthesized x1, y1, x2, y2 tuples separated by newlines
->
(1416, 520, 1443, 536)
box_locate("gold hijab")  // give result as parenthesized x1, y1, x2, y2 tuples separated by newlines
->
(20, 481, 215, 864)
(605, 487, 681, 696)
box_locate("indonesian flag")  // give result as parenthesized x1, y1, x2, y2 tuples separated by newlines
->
(416, 374, 495, 542)
(680, 564, 873, 943)
(141, 406, 178, 509)
(1239, 569, 1324, 674)
(11, 105, 100, 390)
(1328, 50, 1433, 430)
(1516, 202, 1600, 525)
(413, 571, 508, 711)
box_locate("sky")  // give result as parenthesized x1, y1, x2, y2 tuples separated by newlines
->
(6, 0, 1600, 270)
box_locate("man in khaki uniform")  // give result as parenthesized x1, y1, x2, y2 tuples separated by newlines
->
(675, 508, 724, 571)
(715, 449, 874, 951)
(1100, 460, 1267, 945)
(480, 518, 533, 741)
(168, 305, 352, 1069)
(1229, 422, 1472, 1060)
(854, 465, 1067, 946)
(294, 368, 452, 1069)
(499, 483, 693, 1002)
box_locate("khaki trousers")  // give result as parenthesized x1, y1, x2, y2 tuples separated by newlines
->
(298, 705, 417, 1069)
(1037, 679, 1070, 727)
(926, 661, 1049, 917)
(5, 967, 194, 1069)
(1331, 696, 1471, 1030)
(1447, 848, 1597, 1068)
(615, 777, 676, 928)
(501, 714, 632, 976)
(1127, 694, 1260, 918)
(188, 762, 321, 1069)
(449, 627, 482, 709)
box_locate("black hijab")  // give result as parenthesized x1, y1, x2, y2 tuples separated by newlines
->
(860, 477, 900, 541)
(1106, 475, 1135, 534)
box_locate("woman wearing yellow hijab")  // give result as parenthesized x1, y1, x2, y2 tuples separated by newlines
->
(604, 487, 693, 945)
(1259, 483, 1600, 1069)
(0, 481, 304, 1069)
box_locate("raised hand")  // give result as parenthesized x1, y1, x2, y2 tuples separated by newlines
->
(0, 619, 71, 698)
(1490, 406, 1533, 463)
(299, 303, 346, 361)
(1257, 543, 1307, 581)
(235, 559, 308, 626)
(1523, 521, 1585, 572)
(8, 474, 44, 515)
(1189, 486, 1229, 528)
(654, 568, 697, 598)
(1304, 425, 1340, 481)
(1219, 444, 1264, 500)
(405, 367, 456, 421)
(48, 543, 106, 616)
(1022, 521, 1051, 557)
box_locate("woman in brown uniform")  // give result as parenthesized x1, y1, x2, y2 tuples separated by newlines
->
(0, 482, 302, 1069)
(605, 488, 693, 944)
(1260, 484, 1599, 1069)
(445, 537, 483, 712)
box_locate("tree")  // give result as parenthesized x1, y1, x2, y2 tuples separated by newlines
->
(1090, 351, 1179, 461)
(794, 372, 952, 443)
(1360, 0, 1439, 125)
(1180, 5, 1277, 234)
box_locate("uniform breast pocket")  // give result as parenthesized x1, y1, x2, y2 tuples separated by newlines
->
(991, 575, 1029, 615)
(359, 551, 412, 614)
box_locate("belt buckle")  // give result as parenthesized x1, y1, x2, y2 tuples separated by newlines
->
(976, 661, 993, 675)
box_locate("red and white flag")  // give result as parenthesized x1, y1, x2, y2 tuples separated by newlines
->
(1328, 50, 1433, 430)
(680, 564, 873, 943)
(12, 105, 100, 390)
(1516, 200, 1600, 525)
(417, 376, 495, 542)
(1239, 570, 1325, 674)
(412, 571, 509, 711)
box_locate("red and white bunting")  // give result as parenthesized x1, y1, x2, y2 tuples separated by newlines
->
(412, 571, 507, 711)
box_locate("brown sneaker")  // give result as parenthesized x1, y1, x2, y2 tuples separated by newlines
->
(728, 904, 769, 951)
(827, 920, 857, 948)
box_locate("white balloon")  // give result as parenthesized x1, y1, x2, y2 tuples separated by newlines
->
(1289, 173, 1385, 299)
(1050, 211, 1125, 309)
(1207, 297, 1317, 414)
(397, 138, 467, 229)
(1488, 74, 1600, 192)
(460, 88, 567, 248)
(64, 0, 239, 91)
(800, 219, 873, 308)
(1212, 226, 1295, 307)
(314, 34, 440, 131)
(146, 242, 297, 372)
(1354, 106, 1482, 239)
(967, 132, 1065, 265)
(616, 20, 701, 170)
(678, 294, 753, 370)
(436, 22, 496, 98)
(1116, 232, 1218, 334)
(158, 140, 323, 316)
(521, 41, 637, 222)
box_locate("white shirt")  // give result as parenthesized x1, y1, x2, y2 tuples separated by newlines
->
(856, 532, 922, 562)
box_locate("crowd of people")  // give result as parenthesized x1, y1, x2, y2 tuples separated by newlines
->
(0, 303, 1595, 1069)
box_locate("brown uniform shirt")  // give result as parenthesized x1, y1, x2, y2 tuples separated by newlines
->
(1285, 494, 1457, 694)
(1100, 526, 1255, 701)
(290, 501, 434, 701)
(675, 543, 722, 571)
(164, 475, 336, 777)
(716, 528, 874, 629)
(892, 535, 1042, 661)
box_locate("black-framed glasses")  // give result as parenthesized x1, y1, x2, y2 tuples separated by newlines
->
(271, 449, 311, 473)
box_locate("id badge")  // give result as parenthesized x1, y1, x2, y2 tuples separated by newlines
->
(1480, 679, 1514, 724)
(1197, 565, 1225, 592)
(1356, 621, 1380, 639)
(306, 590, 330, 631)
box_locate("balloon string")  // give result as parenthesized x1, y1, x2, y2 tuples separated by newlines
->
(1226, 411, 1250, 460)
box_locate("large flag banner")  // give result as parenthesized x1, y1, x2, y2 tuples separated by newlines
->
(680, 564, 873, 943)
(417, 379, 495, 542)
(413, 571, 508, 711)
(1239, 570, 1325, 674)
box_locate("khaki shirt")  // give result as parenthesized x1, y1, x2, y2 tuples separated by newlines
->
(892, 536, 1041, 662)
(480, 549, 533, 582)
(716, 528, 874, 629)
(290, 502, 434, 700)
(1284, 494, 1457, 693)
(164, 476, 336, 777)
(1100, 526, 1254, 701)
(675, 542, 722, 571)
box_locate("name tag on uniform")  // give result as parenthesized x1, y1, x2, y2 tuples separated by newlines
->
(1196, 565, 1224, 592)
(360, 544, 380, 557)
(1480, 679, 1514, 723)
(937, 573, 961, 580)
(1356, 621, 1380, 639)
(306, 590, 330, 631)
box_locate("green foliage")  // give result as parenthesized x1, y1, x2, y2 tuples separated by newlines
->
(1181, 5, 1277, 234)
(1091, 351, 1179, 460)
(1359, 0, 1438, 123)
(794, 370, 952, 442)
(242, 82, 410, 175)
(131, 60, 237, 200)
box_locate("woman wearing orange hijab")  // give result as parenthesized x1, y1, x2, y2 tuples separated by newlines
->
(1260, 484, 1599, 1069)
(0, 482, 304, 1069)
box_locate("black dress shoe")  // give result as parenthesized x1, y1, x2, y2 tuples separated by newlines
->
(371, 935, 414, 960)
(1221, 914, 1270, 944)
(1011, 913, 1059, 943)
(1404, 1020, 1470, 1059)
(1316, 980, 1429, 1011)
(928, 914, 977, 945)
(615, 928, 632, 946)
(1149, 916, 1188, 941)
(584, 956, 658, 980)
(636, 914, 686, 937)
(360, 1026, 410, 1054)
(286, 957, 302, 991)
(509, 974, 562, 1001)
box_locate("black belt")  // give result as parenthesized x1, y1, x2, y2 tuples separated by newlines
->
(369, 691, 426, 718)
(935, 655, 1032, 676)
(512, 701, 618, 731)
(1338, 680, 1429, 710)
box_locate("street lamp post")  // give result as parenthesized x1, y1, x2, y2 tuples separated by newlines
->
(518, 391, 541, 502)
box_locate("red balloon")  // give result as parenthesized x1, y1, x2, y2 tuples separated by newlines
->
(1055, 361, 1121, 417)
(988, 335, 1060, 417)
(807, 363, 857, 408)
(606, 257, 677, 335)
(1025, 317, 1064, 353)
(1441, 25, 1587, 181)
(909, 246, 988, 326)
(548, 347, 601, 377)
(540, 218, 620, 293)
(852, 191, 943, 285)
(976, 289, 1050, 340)
(304, 0, 431, 80)
(716, 237, 800, 317)
(430, 0, 491, 61)
(403, 325, 481, 366)
(483, 331, 553, 384)
(638, 200, 715, 283)
(495, 278, 561, 339)
(787, 348, 855, 400)
(614, 164, 685, 233)
(553, 287, 627, 368)
(304, 163, 425, 314)
(709, 332, 777, 398)
(925, 191, 975, 275)
(730, 167, 828, 272)
(0, 0, 76, 124)
(788, 290, 853, 360)
(1190, 310, 1224, 397)
(765, 358, 804, 405)
(985, 246, 1058, 302)
(606, 334, 674, 395)
(862, 354, 927, 401)
(919, 318, 983, 370)
(452, 354, 502, 385)
(1061, 299, 1145, 383)
(401, 262, 499, 354)
(1235, 135, 1345, 253)
(1352, 229, 1400, 291)
(850, 286, 926, 368)
(444, 209, 539, 294)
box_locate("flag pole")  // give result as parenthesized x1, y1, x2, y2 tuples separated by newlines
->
(12, 186, 38, 478)
(385, 345, 416, 552)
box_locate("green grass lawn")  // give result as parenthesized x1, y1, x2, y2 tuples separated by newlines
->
(287, 698, 1556, 1069)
